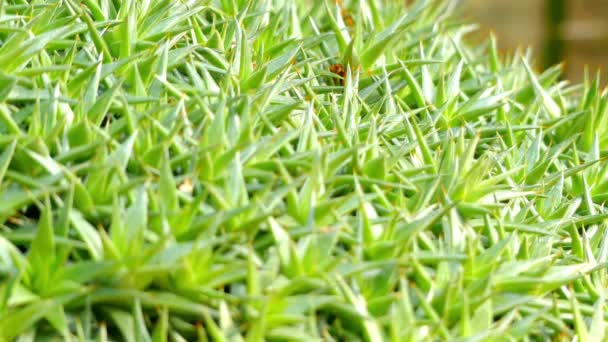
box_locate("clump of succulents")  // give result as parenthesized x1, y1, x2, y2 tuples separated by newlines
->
(1, 0, 608, 340)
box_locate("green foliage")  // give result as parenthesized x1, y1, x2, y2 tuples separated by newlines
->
(1, 0, 608, 340)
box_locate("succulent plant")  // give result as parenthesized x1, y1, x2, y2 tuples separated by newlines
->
(1, 0, 607, 340)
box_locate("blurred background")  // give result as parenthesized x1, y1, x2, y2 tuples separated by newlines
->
(461, 0, 608, 83)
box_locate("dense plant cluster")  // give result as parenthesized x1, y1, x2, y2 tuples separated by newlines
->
(1, 0, 608, 340)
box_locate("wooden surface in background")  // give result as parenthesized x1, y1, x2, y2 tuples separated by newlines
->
(462, 0, 608, 83)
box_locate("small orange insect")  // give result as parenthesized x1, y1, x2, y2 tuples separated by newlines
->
(335, 0, 355, 28)
(329, 63, 346, 86)
(341, 8, 355, 28)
